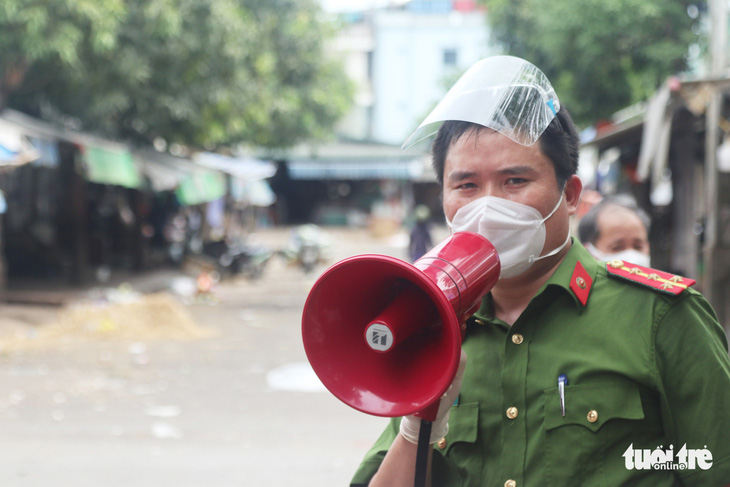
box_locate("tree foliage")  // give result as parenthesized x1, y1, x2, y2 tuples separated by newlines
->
(1, 0, 353, 149)
(0, 0, 124, 106)
(482, 0, 703, 126)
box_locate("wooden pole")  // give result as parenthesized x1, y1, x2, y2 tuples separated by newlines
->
(702, 0, 728, 302)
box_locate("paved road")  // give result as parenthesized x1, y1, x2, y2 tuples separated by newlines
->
(0, 226, 447, 486)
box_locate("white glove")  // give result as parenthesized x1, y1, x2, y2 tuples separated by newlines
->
(399, 349, 468, 444)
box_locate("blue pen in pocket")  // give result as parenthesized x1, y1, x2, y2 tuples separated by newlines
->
(558, 374, 568, 417)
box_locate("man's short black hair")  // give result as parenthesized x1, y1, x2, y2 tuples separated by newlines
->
(430, 107, 580, 189)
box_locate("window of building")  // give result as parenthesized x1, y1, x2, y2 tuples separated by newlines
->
(443, 49, 457, 66)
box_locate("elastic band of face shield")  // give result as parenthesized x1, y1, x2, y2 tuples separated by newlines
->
(402, 55, 560, 149)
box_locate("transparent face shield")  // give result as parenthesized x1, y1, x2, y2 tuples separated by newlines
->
(402, 55, 560, 149)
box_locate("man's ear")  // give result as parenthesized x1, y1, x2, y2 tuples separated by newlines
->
(564, 175, 583, 215)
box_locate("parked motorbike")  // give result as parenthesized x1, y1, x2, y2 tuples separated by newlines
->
(203, 237, 274, 280)
(164, 212, 205, 264)
(282, 224, 331, 274)
(164, 214, 190, 264)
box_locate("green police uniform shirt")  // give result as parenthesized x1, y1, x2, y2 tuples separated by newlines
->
(351, 239, 730, 487)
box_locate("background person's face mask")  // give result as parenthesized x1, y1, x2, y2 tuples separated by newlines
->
(584, 243, 650, 268)
(448, 194, 569, 279)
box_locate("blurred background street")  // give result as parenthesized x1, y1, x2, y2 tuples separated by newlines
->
(0, 225, 448, 487)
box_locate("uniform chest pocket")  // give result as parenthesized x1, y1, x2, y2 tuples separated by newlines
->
(441, 402, 479, 454)
(543, 381, 646, 486)
(431, 402, 480, 487)
(544, 381, 645, 432)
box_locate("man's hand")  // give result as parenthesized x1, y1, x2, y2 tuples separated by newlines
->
(399, 349, 468, 444)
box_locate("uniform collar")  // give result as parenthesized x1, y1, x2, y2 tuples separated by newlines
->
(472, 238, 598, 325)
(542, 237, 598, 312)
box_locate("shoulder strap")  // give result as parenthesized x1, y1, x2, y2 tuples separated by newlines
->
(605, 260, 695, 296)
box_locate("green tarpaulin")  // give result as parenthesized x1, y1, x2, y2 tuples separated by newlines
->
(84, 144, 227, 204)
(83, 146, 142, 189)
(175, 171, 227, 206)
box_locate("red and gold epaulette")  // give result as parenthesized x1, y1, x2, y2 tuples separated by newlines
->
(606, 260, 695, 296)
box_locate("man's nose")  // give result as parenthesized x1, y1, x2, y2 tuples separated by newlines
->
(477, 184, 504, 200)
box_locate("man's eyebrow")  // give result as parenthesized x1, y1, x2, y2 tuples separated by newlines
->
(496, 165, 538, 175)
(447, 170, 478, 182)
(447, 165, 539, 182)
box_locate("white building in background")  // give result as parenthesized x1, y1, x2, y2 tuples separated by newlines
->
(266, 1, 497, 227)
(332, 0, 496, 146)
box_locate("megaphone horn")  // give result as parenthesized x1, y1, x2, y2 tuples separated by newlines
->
(302, 232, 499, 418)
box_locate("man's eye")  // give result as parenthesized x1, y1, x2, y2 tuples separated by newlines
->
(506, 178, 528, 185)
(457, 182, 477, 190)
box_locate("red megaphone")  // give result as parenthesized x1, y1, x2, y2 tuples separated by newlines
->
(302, 232, 499, 420)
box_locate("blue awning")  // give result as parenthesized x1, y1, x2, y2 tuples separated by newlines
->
(0, 119, 40, 167)
(289, 159, 424, 180)
(30, 137, 60, 168)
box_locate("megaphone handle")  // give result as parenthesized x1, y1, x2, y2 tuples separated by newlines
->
(413, 399, 439, 487)
(414, 419, 432, 487)
(413, 398, 440, 422)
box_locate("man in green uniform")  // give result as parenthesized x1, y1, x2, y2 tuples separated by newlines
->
(351, 56, 730, 486)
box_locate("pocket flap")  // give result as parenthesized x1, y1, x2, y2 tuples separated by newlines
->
(442, 402, 479, 453)
(544, 381, 645, 433)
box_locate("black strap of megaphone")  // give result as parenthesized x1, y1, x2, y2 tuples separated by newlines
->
(414, 420, 432, 487)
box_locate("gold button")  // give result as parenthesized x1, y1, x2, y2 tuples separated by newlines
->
(505, 480, 517, 487)
(474, 319, 486, 325)
(506, 407, 518, 420)
(437, 437, 447, 449)
(511, 334, 524, 345)
(587, 410, 598, 423)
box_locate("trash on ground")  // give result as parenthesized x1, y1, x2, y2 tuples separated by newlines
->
(0, 292, 216, 352)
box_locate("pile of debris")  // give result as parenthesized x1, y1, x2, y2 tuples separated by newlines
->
(1, 289, 215, 352)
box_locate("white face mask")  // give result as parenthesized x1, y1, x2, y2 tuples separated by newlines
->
(448, 193, 570, 279)
(584, 243, 651, 268)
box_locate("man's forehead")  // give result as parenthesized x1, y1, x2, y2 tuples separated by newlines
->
(446, 165, 538, 179)
(445, 132, 549, 171)
(448, 127, 545, 156)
